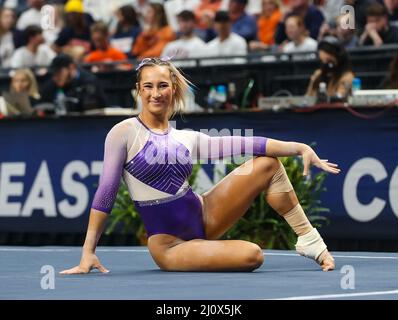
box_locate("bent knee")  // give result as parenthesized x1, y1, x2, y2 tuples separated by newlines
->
(147, 235, 185, 271)
(155, 252, 184, 271)
(254, 156, 280, 175)
(245, 243, 264, 271)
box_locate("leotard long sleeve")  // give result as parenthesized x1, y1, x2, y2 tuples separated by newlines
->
(91, 117, 267, 214)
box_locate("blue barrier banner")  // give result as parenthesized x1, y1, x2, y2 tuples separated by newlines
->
(0, 109, 397, 240)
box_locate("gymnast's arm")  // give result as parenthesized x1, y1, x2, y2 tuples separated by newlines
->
(60, 124, 128, 274)
(260, 138, 340, 176)
(193, 132, 340, 176)
(193, 131, 268, 159)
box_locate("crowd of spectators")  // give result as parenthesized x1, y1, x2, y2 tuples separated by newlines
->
(1, 0, 398, 68)
(0, 0, 398, 114)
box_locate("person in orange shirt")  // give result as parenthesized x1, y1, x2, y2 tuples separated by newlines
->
(132, 3, 176, 59)
(195, 0, 223, 30)
(249, 0, 282, 51)
(84, 22, 129, 71)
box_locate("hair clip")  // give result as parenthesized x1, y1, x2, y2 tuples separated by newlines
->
(135, 55, 175, 71)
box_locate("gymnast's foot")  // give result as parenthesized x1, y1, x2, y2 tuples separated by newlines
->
(317, 249, 335, 272)
(295, 228, 335, 272)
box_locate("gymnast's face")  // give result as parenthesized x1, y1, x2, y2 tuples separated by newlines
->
(137, 65, 174, 116)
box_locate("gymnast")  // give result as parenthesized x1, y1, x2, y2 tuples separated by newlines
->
(60, 57, 340, 275)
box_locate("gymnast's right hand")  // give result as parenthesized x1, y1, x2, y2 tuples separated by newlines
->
(59, 253, 110, 275)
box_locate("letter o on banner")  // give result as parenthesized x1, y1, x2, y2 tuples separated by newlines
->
(343, 158, 387, 222)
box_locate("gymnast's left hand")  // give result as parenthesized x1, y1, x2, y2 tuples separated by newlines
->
(301, 145, 341, 176)
(59, 253, 109, 275)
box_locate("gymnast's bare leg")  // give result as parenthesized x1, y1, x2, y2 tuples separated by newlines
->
(148, 145, 339, 272)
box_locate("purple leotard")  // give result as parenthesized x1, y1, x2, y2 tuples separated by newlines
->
(91, 116, 267, 240)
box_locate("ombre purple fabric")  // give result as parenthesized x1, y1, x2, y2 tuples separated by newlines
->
(91, 122, 128, 214)
(91, 117, 268, 240)
(124, 132, 193, 195)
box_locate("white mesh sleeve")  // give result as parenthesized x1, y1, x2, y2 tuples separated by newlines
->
(91, 122, 128, 214)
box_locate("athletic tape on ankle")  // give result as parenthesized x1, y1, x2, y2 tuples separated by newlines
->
(295, 228, 327, 263)
(265, 160, 293, 195)
(282, 203, 313, 236)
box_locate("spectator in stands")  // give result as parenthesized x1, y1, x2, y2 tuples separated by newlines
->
(314, 0, 344, 23)
(110, 5, 142, 58)
(346, 0, 374, 35)
(0, 7, 24, 68)
(306, 36, 354, 101)
(275, 0, 325, 44)
(52, 0, 94, 62)
(9, 68, 40, 99)
(11, 25, 56, 69)
(164, 0, 200, 32)
(40, 54, 107, 112)
(162, 10, 206, 58)
(0, 68, 41, 116)
(281, 15, 317, 53)
(249, 0, 282, 51)
(380, 51, 398, 88)
(16, 0, 63, 45)
(84, 22, 128, 71)
(16, 0, 44, 31)
(359, 3, 398, 47)
(317, 13, 358, 49)
(205, 10, 247, 56)
(195, 0, 223, 30)
(194, 4, 219, 42)
(41, 4, 64, 45)
(132, 0, 153, 28)
(132, 3, 175, 59)
(221, 0, 262, 17)
(228, 0, 257, 42)
(378, 0, 398, 25)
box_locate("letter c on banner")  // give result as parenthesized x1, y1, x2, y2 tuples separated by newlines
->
(343, 158, 386, 222)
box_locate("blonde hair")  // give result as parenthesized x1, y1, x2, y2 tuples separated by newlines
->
(10, 68, 40, 99)
(134, 57, 192, 119)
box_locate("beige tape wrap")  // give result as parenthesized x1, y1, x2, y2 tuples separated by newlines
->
(264, 160, 293, 195)
(295, 228, 327, 264)
(282, 203, 313, 236)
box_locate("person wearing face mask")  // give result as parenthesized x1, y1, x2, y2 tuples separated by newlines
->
(306, 36, 355, 102)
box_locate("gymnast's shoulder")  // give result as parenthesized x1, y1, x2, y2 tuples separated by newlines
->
(104, 117, 140, 143)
